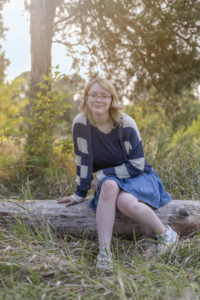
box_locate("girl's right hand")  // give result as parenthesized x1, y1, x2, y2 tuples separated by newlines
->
(91, 176, 100, 192)
(56, 196, 77, 207)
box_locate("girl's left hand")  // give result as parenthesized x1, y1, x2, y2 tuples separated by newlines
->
(91, 177, 100, 192)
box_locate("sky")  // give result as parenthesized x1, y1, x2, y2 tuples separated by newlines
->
(1, 0, 86, 81)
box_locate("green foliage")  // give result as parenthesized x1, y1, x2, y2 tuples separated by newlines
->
(0, 78, 28, 142)
(164, 90, 200, 132)
(24, 71, 71, 174)
(125, 97, 170, 136)
(53, 73, 85, 134)
(126, 88, 200, 133)
(126, 90, 200, 200)
(57, 0, 200, 98)
(0, 85, 199, 200)
(0, 72, 83, 200)
(145, 131, 200, 200)
(0, 0, 10, 82)
(0, 66, 199, 201)
(185, 114, 200, 140)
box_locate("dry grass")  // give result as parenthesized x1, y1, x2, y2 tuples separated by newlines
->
(0, 221, 200, 300)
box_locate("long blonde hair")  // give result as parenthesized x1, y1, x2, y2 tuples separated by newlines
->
(80, 77, 124, 126)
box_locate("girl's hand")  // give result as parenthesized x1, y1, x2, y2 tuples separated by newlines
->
(56, 196, 76, 207)
(91, 177, 100, 192)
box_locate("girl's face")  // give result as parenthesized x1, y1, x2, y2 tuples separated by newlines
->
(87, 83, 112, 117)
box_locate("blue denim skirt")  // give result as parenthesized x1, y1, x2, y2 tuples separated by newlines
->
(89, 168, 171, 212)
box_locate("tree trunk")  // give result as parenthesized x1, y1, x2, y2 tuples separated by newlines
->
(0, 199, 200, 239)
(30, 0, 56, 98)
(25, 0, 57, 173)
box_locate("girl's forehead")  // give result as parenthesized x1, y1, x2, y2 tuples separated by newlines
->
(89, 83, 108, 93)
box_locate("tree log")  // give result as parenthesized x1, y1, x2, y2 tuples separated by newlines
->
(0, 199, 200, 238)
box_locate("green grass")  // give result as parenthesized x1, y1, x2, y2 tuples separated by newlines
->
(143, 132, 200, 201)
(0, 221, 200, 299)
(0, 126, 199, 299)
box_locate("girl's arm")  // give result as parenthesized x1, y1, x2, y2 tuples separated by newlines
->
(95, 117, 145, 181)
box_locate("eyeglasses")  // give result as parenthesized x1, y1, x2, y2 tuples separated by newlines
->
(88, 93, 111, 102)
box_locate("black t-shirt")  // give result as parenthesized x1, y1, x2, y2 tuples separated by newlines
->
(91, 124, 125, 172)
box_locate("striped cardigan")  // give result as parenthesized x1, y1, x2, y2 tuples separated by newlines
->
(71, 112, 152, 202)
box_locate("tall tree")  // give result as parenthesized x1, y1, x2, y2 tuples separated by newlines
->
(56, 0, 200, 99)
(29, 0, 57, 99)
(25, 0, 59, 174)
(0, 0, 9, 82)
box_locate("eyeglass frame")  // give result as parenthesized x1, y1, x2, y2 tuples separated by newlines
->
(87, 92, 112, 102)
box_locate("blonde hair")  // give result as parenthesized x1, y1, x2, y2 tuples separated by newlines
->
(80, 77, 124, 126)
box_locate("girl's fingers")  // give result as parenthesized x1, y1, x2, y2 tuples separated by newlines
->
(56, 197, 72, 203)
(65, 200, 76, 207)
(57, 198, 76, 207)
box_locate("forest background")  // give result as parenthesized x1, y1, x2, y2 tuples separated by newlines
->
(0, 0, 199, 201)
(0, 1, 200, 299)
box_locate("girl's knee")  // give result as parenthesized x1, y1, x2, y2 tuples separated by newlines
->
(116, 193, 127, 210)
(117, 192, 139, 212)
(100, 179, 120, 196)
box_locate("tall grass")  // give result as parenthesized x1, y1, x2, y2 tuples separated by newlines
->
(0, 221, 200, 299)
(0, 138, 76, 200)
(143, 131, 200, 200)
(0, 130, 200, 201)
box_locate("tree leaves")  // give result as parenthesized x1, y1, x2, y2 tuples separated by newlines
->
(56, 0, 200, 99)
(0, 0, 10, 82)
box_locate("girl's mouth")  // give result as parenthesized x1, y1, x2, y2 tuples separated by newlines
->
(93, 103, 103, 108)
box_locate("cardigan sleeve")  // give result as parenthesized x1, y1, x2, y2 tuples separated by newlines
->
(95, 116, 146, 181)
(72, 114, 92, 199)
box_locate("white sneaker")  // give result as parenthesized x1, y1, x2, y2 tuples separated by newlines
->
(156, 225, 179, 254)
(96, 251, 113, 270)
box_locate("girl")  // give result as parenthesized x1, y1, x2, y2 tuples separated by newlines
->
(57, 77, 178, 269)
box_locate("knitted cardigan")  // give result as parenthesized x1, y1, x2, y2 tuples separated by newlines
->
(71, 112, 152, 201)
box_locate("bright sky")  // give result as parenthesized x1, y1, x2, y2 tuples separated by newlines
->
(1, 0, 87, 81)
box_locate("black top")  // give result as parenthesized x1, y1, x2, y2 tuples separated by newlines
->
(91, 124, 125, 172)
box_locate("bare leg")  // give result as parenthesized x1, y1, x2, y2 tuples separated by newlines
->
(116, 191, 166, 234)
(96, 179, 120, 252)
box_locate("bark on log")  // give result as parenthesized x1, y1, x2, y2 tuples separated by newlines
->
(0, 199, 200, 239)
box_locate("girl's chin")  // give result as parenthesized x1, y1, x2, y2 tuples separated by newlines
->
(91, 110, 108, 116)
(91, 108, 106, 114)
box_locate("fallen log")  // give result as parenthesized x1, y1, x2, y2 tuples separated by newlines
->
(0, 199, 200, 238)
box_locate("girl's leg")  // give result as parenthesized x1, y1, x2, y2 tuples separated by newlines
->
(116, 191, 166, 234)
(96, 179, 120, 252)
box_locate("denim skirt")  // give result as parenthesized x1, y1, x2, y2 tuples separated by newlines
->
(89, 168, 171, 212)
